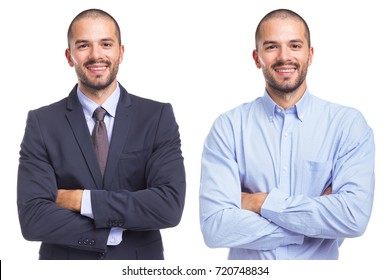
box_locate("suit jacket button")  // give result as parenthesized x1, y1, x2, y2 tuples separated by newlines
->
(78, 239, 83, 245)
(106, 221, 112, 227)
(97, 252, 106, 260)
(89, 239, 95, 246)
(118, 220, 124, 227)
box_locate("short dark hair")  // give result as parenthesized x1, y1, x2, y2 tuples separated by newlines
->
(67, 8, 122, 48)
(255, 9, 311, 49)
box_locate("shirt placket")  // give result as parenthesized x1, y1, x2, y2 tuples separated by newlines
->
(277, 107, 298, 196)
(275, 107, 296, 259)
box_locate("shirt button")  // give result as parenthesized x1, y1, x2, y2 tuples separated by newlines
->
(109, 237, 116, 244)
(283, 132, 288, 137)
(283, 166, 288, 172)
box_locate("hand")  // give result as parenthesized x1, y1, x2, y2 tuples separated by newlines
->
(241, 192, 268, 213)
(322, 184, 332, 196)
(56, 189, 83, 212)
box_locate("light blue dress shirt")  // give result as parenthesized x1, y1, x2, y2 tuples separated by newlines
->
(200, 90, 375, 260)
(77, 84, 123, 246)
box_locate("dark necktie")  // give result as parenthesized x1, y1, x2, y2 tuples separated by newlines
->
(92, 107, 109, 175)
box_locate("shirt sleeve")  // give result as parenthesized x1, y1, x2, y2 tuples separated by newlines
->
(200, 115, 304, 250)
(81, 190, 123, 246)
(261, 111, 375, 239)
(81, 190, 94, 218)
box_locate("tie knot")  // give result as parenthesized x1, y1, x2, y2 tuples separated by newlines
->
(93, 107, 107, 121)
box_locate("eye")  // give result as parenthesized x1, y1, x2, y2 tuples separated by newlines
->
(291, 43, 302, 49)
(102, 42, 113, 48)
(77, 43, 88, 49)
(265, 45, 277, 50)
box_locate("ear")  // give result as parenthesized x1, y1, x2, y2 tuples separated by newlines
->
(308, 46, 314, 66)
(252, 49, 261, 69)
(65, 48, 74, 67)
(119, 45, 125, 64)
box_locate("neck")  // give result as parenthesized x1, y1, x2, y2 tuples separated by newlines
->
(78, 81, 117, 105)
(266, 85, 306, 110)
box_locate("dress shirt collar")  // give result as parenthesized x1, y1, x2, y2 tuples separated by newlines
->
(262, 89, 311, 122)
(77, 83, 120, 119)
(294, 89, 311, 121)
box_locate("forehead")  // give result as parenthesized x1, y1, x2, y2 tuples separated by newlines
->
(69, 17, 117, 43)
(259, 17, 307, 43)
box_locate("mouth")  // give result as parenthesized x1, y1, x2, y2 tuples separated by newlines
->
(88, 65, 107, 71)
(275, 68, 295, 73)
(86, 64, 108, 73)
(85, 60, 110, 74)
(273, 65, 297, 77)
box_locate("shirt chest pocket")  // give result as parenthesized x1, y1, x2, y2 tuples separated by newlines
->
(300, 160, 332, 196)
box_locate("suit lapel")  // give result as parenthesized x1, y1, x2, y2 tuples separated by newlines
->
(65, 86, 103, 189)
(103, 85, 133, 187)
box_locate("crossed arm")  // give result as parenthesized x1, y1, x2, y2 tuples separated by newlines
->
(57, 184, 329, 223)
(18, 103, 185, 251)
(241, 185, 332, 213)
(56, 190, 83, 212)
(200, 111, 374, 250)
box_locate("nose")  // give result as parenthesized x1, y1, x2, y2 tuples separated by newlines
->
(277, 45, 291, 62)
(89, 44, 103, 60)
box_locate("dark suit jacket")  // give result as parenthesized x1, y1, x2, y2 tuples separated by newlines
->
(17, 83, 186, 260)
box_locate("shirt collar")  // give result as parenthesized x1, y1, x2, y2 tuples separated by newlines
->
(295, 89, 311, 121)
(262, 89, 311, 122)
(77, 83, 121, 119)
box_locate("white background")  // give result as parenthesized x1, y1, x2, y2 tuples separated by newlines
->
(1, 0, 389, 279)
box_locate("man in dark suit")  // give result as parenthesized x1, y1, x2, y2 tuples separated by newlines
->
(17, 8, 186, 260)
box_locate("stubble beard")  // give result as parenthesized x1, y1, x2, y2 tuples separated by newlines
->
(76, 60, 119, 96)
(264, 60, 309, 97)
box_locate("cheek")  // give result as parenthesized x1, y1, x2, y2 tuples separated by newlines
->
(259, 57, 268, 68)
(254, 54, 266, 69)
(258, 53, 274, 68)
(69, 55, 84, 67)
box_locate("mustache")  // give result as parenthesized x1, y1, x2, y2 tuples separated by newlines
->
(84, 60, 111, 67)
(271, 61, 299, 68)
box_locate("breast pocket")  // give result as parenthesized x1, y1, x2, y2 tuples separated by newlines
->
(301, 160, 332, 196)
(118, 148, 149, 191)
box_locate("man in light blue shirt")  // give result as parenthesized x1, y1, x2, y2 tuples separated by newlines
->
(199, 9, 375, 259)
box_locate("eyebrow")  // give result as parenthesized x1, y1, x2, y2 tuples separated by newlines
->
(74, 38, 115, 45)
(263, 39, 304, 45)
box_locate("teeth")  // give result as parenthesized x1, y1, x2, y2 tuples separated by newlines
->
(89, 67, 106, 70)
(276, 69, 295, 73)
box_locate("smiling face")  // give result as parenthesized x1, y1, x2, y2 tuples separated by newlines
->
(253, 17, 313, 101)
(65, 16, 124, 99)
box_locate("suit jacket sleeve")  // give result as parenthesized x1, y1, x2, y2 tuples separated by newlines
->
(91, 102, 186, 231)
(17, 110, 110, 253)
